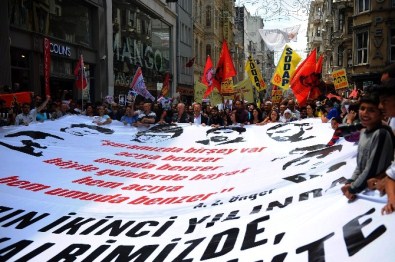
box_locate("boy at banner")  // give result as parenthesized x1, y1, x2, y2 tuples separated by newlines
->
(341, 93, 395, 201)
(370, 78, 395, 214)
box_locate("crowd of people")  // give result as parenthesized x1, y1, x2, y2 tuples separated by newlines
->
(0, 92, 365, 129)
(1, 64, 395, 215)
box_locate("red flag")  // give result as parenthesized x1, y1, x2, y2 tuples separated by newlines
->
(316, 53, 323, 74)
(74, 55, 88, 89)
(0, 92, 32, 108)
(308, 53, 324, 100)
(290, 49, 320, 106)
(161, 72, 171, 97)
(212, 40, 237, 93)
(185, 57, 195, 67)
(43, 38, 51, 96)
(202, 56, 215, 98)
(349, 86, 359, 99)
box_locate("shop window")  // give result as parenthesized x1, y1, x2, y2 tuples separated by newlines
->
(112, 2, 171, 93)
(10, 48, 30, 91)
(9, 0, 92, 47)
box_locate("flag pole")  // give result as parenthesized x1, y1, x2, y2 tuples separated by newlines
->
(81, 54, 84, 113)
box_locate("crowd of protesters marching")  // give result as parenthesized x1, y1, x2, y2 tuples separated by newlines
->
(1, 64, 395, 215)
(0, 87, 363, 128)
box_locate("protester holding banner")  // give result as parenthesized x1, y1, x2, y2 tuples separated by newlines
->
(281, 109, 297, 123)
(260, 101, 273, 120)
(367, 78, 395, 214)
(82, 103, 95, 117)
(233, 100, 249, 125)
(249, 107, 263, 124)
(120, 105, 138, 126)
(92, 105, 112, 126)
(172, 102, 190, 124)
(208, 106, 224, 127)
(191, 103, 208, 126)
(286, 99, 300, 120)
(0, 99, 12, 126)
(305, 104, 316, 118)
(341, 93, 394, 201)
(135, 101, 156, 127)
(15, 95, 50, 126)
(258, 109, 280, 125)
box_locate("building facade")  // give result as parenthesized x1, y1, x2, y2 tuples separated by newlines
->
(110, 0, 177, 101)
(2, 0, 178, 104)
(192, 0, 236, 96)
(3, 0, 107, 102)
(176, 0, 194, 104)
(307, 0, 395, 89)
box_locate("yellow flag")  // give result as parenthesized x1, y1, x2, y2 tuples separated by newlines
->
(270, 45, 301, 90)
(245, 55, 266, 92)
(233, 78, 254, 103)
(194, 81, 222, 105)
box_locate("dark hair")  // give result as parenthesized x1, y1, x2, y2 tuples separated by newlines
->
(206, 126, 246, 136)
(375, 79, 395, 96)
(331, 116, 342, 124)
(135, 124, 183, 139)
(382, 63, 395, 78)
(359, 93, 380, 106)
(270, 109, 280, 121)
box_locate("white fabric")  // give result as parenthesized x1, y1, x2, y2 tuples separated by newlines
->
(258, 25, 301, 51)
(0, 115, 393, 261)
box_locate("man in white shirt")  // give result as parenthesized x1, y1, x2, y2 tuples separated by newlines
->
(15, 95, 50, 125)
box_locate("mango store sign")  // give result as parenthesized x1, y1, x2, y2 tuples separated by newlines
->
(0, 116, 393, 261)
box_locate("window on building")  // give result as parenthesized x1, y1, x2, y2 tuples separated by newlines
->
(339, 10, 344, 31)
(215, 9, 219, 29)
(206, 6, 212, 27)
(199, 1, 202, 24)
(200, 42, 203, 64)
(206, 44, 211, 57)
(10, 48, 30, 91)
(347, 17, 353, 35)
(391, 28, 395, 62)
(338, 46, 344, 67)
(357, 0, 370, 13)
(195, 38, 199, 65)
(315, 27, 320, 37)
(356, 30, 368, 64)
(9, 0, 93, 47)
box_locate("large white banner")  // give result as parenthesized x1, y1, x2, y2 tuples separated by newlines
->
(0, 115, 393, 261)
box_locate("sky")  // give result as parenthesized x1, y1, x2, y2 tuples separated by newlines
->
(236, 0, 311, 63)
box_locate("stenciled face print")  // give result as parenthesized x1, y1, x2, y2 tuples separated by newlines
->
(0, 131, 64, 157)
(196, 126, 246, 146)
(266, 123, 315, 142)
(132, 124, 183, 144)
(60, 123, 114, 136)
